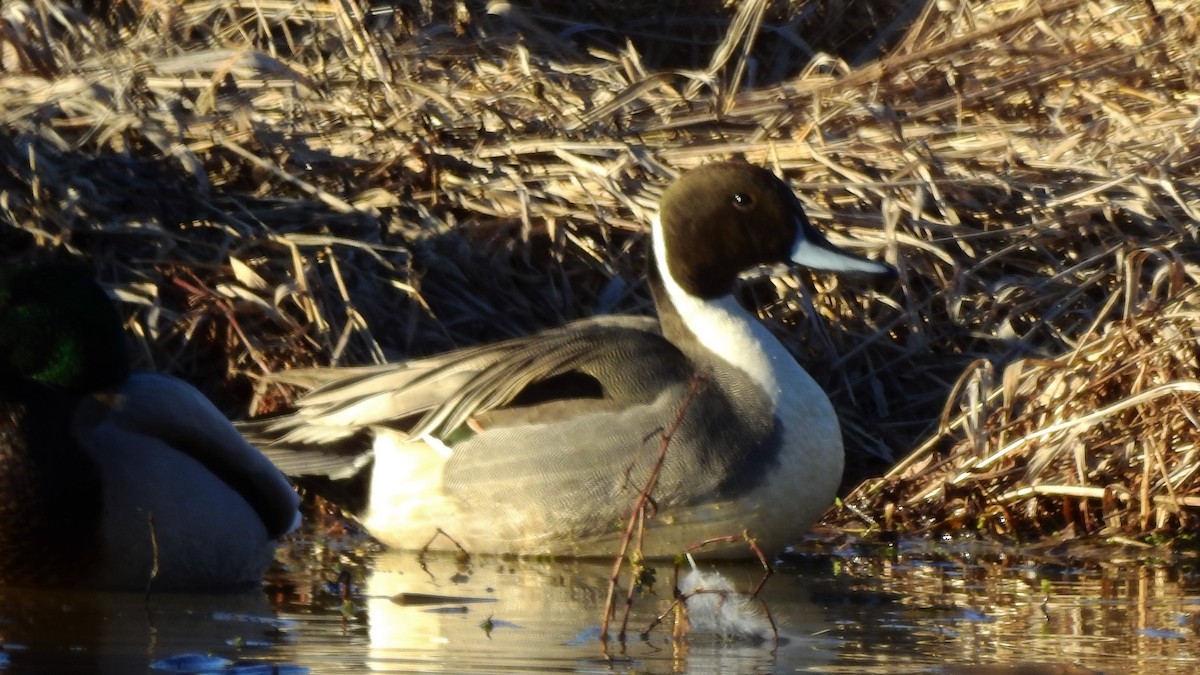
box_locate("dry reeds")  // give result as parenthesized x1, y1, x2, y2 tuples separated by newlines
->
(2, 0, 1198, 541)
(838, 270, 1200, 542)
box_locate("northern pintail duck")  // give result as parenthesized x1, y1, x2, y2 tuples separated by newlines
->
(0, 264, 301, 589)
(249, 162, 896, 558)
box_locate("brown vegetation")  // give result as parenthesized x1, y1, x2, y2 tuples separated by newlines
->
(2, 0, 1197, 543)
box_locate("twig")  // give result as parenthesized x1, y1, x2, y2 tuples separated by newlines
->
(143, 510, 159, 602)
(170, 272, 273, 375)
(601, 375, 706, 643)
(418, 528, 470, 565)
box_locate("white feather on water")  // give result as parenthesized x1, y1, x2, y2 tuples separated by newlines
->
(677, 555, 774, 643)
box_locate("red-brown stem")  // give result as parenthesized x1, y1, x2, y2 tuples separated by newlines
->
(601, 375, 707, 642)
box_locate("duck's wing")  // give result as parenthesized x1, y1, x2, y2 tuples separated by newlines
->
(243, 315, 677, 478)
(436, 327, 780, 549)
(85, 373, 302, 538)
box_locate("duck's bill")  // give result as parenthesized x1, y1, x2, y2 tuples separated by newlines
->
(789, 215, 897, 279)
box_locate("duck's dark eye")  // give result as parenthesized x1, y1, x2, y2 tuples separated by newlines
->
(731, 192, 754, 210)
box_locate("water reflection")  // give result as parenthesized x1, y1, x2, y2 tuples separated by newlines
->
(794, 541, 1200, 674)
(3, 542, 1200, 673)
(356, 551, 836, 673)
(0, 586, 297, 673)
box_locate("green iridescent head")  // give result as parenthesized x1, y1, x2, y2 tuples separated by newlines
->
(0, 263, 131, 393)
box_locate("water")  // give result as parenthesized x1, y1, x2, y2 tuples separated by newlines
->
(2, 539, 1199, 673)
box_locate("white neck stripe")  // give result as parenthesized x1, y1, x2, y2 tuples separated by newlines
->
(651, 215, 801, 402)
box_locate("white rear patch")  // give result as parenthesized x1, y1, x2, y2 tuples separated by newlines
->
(363, 431, 465, 549)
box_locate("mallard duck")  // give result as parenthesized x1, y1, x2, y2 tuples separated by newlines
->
(0, 264, 300, 589)
(249, 162, 895, 558)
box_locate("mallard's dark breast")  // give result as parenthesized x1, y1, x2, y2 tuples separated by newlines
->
(0, 382, 102, 587)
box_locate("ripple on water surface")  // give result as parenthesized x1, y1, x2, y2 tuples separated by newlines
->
(2, 539, 1199, 673)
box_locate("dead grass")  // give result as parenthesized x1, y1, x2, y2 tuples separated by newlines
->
(2, 0, 1198, 542)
